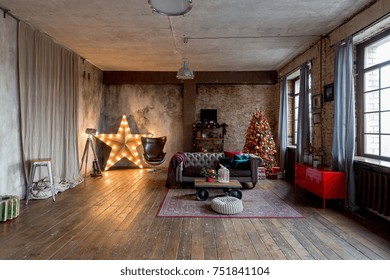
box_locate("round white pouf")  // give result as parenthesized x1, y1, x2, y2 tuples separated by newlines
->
(211, 196, 243, 215)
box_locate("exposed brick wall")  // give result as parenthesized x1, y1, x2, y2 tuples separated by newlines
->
(279, 37, 342, 167)
(196, 85, 278, 152)
(321, 38, 336, 166)
(278, 0, 390, 167)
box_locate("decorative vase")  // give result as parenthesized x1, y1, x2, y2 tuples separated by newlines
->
(206, 177, 213, 182)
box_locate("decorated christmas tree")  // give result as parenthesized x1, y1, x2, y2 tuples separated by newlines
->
(243, 110, 277, 176)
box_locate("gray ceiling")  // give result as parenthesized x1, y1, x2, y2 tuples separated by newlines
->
(0, 0, 373, 71)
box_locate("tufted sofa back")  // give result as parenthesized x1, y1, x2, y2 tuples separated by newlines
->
(183, 152, 224, 168)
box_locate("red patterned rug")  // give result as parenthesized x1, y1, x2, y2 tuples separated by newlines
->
(157, 188, 304, 218)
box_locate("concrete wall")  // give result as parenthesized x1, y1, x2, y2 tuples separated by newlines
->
(0, 16, 26, 197)
(78, 60, 104, 175)
(100, 84, 183, 168)
(196, 85, 278, 151)
(279, 0, 390, 167)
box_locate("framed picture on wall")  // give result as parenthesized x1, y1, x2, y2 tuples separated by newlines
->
(324, 83, 334, 102)
(312, 94, 322, 110)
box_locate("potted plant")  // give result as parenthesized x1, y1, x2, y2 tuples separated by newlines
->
(200, 167, 216, 182)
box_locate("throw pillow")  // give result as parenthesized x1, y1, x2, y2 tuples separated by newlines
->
(224, 151, 243, 158)
(219, 157, 234, 168)
(232, 154, 250, 169)
(233, 154, 250, 161)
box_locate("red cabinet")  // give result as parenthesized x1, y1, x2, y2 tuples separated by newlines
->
(295, 164, 346, 208)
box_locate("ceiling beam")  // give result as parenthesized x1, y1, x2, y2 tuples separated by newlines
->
(103, 71, 278, 85)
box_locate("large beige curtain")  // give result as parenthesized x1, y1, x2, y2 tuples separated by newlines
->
(18, 22, 82, 198)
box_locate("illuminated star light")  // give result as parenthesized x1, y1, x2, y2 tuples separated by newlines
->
(95, 114, 152, 170)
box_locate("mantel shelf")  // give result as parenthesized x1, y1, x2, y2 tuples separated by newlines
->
(192, 122, 226, 152)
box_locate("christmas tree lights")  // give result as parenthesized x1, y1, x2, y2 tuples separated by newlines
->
(243, 110, 277, 176)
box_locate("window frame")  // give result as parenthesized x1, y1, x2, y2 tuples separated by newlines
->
(292, 77, 300, 145)
(357, 29, 390, 161)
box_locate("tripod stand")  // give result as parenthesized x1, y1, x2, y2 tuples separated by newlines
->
(80, 134, 102, 177)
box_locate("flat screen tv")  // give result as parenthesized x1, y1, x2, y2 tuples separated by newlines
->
(200, 109, 217, 123)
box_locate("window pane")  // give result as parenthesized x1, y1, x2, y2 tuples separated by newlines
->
(364, 69, 380, 91)
(294, 96, 299, 107)
(364, 113, 379, 133)
(295, 80, 300, 93)
(364, 91, 379, 112)
(294, 108, 299, 119)
(364, 134, 379, 155)
(381, 88, 390, 111)
(364, 37, 390, 68)
(381, 135, 390, 157)
(361, 33, 390, 160)
(381, 112, 390, 133)
(381, 65, 390, 88)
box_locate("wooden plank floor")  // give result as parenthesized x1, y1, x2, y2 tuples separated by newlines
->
(1, 169, 389, 260)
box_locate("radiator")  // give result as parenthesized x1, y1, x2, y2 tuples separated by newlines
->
(356, 163, 390, 216)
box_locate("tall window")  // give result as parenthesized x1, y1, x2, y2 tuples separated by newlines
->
(286, 66, 312, 147)
(357, 31, 390, 160)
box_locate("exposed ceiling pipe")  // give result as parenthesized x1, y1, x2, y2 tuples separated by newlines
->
(169, 16, 181, 54)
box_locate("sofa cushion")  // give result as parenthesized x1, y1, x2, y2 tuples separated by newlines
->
(228, 168, 251, 177)
(182, 166, 203, 177)
(233, 154, 250, 161)
(183, 166, 251, 178)
(232, 154, 250, 169)
(219, 157, 234, 168)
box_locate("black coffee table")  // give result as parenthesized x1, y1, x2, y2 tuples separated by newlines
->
(194, 178, 242, 201)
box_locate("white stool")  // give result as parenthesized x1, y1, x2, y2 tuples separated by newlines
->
(26, 159, 56, 205)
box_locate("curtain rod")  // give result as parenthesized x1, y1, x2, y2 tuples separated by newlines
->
(329, 12, 390, 48)
(2, 8, 9, 18)
(279, 59, 312, 80)
(0, 7, 19, 21)
(189, 35, 321, 40)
